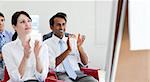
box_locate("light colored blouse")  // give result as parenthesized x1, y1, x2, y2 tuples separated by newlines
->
(2, 38, 52, 82)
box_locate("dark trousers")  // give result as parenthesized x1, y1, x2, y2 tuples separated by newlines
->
(24, 79, 40, 82)
(56, 71, 98, 82)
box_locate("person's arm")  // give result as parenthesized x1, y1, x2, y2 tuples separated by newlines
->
(34, 41, 49, 81)
(78, 46, 88, 65)
(34, 40, 43, 73)
(56, 49, 71, 67)
(77, 34, 88, 65)
(56, 36, 72, 67)
(19, 40, 31, 78)
(18, 56, 29, 78)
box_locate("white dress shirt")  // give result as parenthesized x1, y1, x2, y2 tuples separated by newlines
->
(44, 34, 82, 72)
(2, 38, 53, 82)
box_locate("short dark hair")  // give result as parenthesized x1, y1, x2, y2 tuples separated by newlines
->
(0, 12, 4, 18)
(49, 12, 67, 26)
(11, 11, 32, 41)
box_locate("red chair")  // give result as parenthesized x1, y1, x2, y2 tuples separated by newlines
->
(2, 67, 100, 82)
(1, 67, 9, 82)
(1, 67, 63, 82)
(80, 67, 100, 81)
(45, 69, 64, 82)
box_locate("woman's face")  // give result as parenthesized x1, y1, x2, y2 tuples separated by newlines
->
(14, 14, 32, 37)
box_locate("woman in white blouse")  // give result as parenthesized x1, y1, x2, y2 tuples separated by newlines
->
(2, 11, 51, 82)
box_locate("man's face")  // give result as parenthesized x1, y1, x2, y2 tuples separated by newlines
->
(51, 17, 66, 38)
(0, 16, 5, 32)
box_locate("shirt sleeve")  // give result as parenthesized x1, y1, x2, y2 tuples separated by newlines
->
(2, 44, 24, 82)
(43, 40, 56, 68)
(48, 46, 56, 69)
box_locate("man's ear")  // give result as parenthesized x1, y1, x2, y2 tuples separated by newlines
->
(50, 25, 53, 30)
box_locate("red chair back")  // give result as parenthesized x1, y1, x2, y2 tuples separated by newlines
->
(2, 67, 64, 82)
(2, 67, 9, 82)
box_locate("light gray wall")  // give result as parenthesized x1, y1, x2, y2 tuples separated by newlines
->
(0, 0, 117, 70)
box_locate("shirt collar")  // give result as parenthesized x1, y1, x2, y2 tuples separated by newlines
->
(52, 34, 68, 44)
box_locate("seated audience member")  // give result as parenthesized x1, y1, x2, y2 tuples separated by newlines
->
(44, 12, 98, 82)
(0, 12, 13, 80)
(2, 11, 53, 82)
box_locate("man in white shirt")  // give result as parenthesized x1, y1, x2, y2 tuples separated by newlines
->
(44, 12, 98, 82)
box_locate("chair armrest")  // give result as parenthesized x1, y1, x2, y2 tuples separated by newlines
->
(80, 67, 100, 81)
(47, 70, 58, 79)
(45, 77, 64, 82)
(45, 69, 64, 82)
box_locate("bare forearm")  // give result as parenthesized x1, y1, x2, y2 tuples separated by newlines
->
(78, 46, 88, 65)
(18, 55, 28, 78)
(56, 49, 71, 67)
(35, 56, 43, 73)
